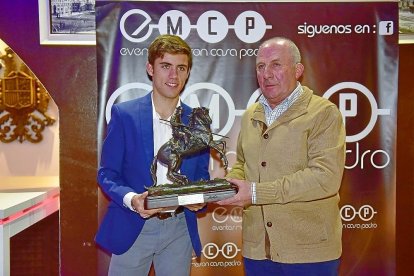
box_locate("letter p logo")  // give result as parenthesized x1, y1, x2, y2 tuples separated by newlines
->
(339, 93, 357, 125)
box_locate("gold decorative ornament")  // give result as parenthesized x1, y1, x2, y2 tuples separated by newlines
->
(0, 46, 55, 143)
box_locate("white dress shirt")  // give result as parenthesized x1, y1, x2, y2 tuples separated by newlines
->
(123, 94, 180, 211)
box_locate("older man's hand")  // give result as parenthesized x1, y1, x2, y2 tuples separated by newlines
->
(216, 178, 252, 207)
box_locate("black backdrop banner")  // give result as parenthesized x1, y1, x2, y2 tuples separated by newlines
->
(96, 1, 398, 275)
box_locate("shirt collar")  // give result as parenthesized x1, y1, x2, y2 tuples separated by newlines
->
(151, 92, 181, 120)
(258, 82, 302, 111)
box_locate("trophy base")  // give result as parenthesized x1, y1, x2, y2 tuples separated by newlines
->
(145, 179, 237, 209)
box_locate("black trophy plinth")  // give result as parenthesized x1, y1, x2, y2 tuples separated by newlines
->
(145, 179, 237, 209)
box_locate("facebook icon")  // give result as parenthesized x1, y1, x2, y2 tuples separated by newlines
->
(378, 21, 394, 35)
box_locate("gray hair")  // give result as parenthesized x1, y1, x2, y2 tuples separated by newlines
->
(260, 37, 301, 64)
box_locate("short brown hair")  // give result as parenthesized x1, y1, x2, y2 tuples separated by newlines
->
(147, 34, 192, 70)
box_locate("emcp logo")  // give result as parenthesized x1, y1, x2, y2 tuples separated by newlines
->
(105, 82, 261, 138)
(120, 9, 272, 43)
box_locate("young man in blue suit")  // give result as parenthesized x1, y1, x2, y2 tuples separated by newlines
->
(96, 34, 210, 276)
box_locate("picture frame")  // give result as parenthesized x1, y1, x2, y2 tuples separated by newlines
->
(399, 5, 414, 44)
(399, 34, 414, 44)
(38, 0, 96, 45)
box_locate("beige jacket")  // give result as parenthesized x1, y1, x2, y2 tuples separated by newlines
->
(227, 86, 345, 263)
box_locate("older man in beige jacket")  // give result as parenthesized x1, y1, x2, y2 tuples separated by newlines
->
(218, 37, 345, 276)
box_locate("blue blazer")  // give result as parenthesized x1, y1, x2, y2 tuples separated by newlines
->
(95, 93, 210, 256)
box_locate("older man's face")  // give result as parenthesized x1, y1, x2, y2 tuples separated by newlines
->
(256, 41, 304, 109)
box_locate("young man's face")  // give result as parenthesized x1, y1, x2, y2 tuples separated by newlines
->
(146, 53, 190, 101)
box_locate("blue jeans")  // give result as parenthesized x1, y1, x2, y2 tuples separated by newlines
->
(244, 257, 340, 276)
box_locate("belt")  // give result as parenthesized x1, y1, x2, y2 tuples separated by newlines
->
(155, 206, 184, 220)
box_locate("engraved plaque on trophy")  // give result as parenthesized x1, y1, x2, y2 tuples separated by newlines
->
(145, 107, 237, 209)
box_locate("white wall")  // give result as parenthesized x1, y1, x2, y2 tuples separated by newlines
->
(0, 39, 59, 189)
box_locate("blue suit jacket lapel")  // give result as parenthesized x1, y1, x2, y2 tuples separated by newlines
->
(139, 94, 154, 167)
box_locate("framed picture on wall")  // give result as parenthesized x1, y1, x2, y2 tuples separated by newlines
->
(399, 3, 414, 44)
(38, 0, 96, 45)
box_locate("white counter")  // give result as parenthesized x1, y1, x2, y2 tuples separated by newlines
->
(0, 185, 59, 276)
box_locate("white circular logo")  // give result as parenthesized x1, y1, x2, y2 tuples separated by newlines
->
(323, 82, 391, 143)
(211, 206, 243, 223)
(197, 11, 229, 43)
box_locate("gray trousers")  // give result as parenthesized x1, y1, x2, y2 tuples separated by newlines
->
(108, 212, 193, 276)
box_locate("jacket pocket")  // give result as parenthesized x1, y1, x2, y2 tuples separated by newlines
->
(284, 210, 329, 248)
(242, 208, 265, 243)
